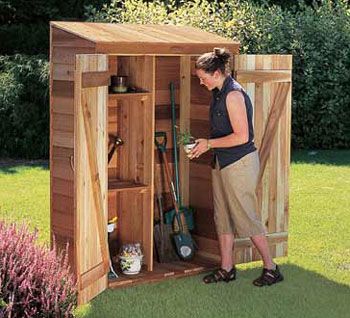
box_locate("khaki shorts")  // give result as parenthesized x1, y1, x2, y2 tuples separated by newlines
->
(212, 150, 266, 237)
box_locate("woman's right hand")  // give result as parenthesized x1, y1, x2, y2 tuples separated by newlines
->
(188, 138, 210, 159)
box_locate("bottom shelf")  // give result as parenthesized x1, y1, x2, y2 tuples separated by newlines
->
(108, 256, 217, 289)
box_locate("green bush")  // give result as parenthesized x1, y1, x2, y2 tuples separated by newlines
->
(0, 55, 49, 158)
(86, 0, 350, 149)
(289, 2, 350, 149)
(249, 1, 350, 148)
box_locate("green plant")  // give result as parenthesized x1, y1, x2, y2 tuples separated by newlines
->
(0, 54, 49, 158)
(176, 127, 195, 146)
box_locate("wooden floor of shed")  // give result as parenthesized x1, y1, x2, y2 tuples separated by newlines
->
(108, 256, 217, 288)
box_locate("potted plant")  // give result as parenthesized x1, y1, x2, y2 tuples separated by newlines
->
(176, 128, 197, 154)
(119, 243, 143, 275)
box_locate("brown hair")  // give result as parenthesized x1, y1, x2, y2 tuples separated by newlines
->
(195, 47, 231, 74)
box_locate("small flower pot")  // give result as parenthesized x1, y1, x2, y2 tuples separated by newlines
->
(119, 255, 143, 275)
(183, 142, 197, 154)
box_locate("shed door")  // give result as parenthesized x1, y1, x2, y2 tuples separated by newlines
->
(190, 54, 292, 263)
(74, 54, 109, 304)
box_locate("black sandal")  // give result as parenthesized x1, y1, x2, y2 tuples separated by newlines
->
(253, 265, 284, 287)
(203, 267, 236, 284)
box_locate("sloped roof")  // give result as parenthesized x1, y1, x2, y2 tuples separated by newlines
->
(51, 22, 240, 54)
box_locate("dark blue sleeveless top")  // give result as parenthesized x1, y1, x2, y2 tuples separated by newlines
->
(210, 75, 256, 169)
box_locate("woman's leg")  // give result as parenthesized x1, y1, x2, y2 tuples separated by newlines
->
(218, 233, 235, 271)
(250, 234, 275, 269)
(212, 160, 236, 271)
(203, 232, 237, 283)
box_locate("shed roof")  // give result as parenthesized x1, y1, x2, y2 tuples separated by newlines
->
(51, 22, 240, 55)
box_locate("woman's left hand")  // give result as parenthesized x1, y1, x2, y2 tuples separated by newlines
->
(188, 138, 209, 159)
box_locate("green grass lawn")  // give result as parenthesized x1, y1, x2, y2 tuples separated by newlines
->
(0, 150, 349, 318)
(0, 160, 49, 244)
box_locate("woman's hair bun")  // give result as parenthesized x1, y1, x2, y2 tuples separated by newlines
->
(195, 47, 231, 74)
(213, 47, 230, 63)
(213, 47, 224, 56)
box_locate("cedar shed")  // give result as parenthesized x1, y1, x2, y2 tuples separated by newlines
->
(50, 22, 292, 304)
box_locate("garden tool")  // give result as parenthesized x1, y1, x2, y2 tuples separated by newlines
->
(153, 189, 180, 263)
(155, 131, 195, 261)
(107, 217, 119, 279)
(108, 134, 124, 163)
(165, 82, 194, 231)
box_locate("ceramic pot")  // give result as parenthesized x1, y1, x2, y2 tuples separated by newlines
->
(183, 142, 197, 154)
(119, 255, 143, 275)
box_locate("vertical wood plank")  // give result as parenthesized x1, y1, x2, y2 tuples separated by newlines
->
(143, 56, 155, 271)
(180, 56, 191, 206)
(74, 54, 108, 304)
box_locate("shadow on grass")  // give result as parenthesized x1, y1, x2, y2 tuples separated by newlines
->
(291, 149, 350, 166)
(0, 160, 49, 174)
(78, 264, 349, 318)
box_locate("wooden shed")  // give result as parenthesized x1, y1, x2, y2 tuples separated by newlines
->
(50, 21, 292, 304)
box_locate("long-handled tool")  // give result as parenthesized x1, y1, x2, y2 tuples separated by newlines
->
(107, 134, 123, 277)
(165, 82, 194, 231)
(153, 189, 180, 263)
(108, 134, 124, 163)
(155, 131, 195, 260)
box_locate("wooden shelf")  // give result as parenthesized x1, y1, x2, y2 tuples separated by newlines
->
(108, 92, 151, 99)
(108, 256, 217, 288)
(108, 179, 149, 193)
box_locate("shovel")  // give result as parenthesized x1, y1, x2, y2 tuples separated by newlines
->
(155, 132, 195, 261)
(165, 82, 194, 231)
(153, 190, 180, 263)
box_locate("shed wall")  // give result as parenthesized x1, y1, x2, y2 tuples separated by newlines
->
(50, 26, 97, 270)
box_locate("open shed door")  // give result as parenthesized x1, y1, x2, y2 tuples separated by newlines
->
(190, 54, 292, 263)
(74, 54, 109, 304)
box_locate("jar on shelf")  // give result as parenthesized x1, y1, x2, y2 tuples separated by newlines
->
(110, 75, 128, 93)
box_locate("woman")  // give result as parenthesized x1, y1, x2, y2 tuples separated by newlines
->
(190, 48, 284, 286)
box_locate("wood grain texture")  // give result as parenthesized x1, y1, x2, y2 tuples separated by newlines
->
(74, 54, 109, 304)
(81, 71, 110, 88)
(51, 26, 96, 48)
(51, 22, 239, 55)
(235, 70, 291, 83)
(179, 56, 191, 206)
(108, 256, 217, 289)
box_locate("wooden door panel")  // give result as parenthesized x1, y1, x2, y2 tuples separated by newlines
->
(74, 54, 109, 304)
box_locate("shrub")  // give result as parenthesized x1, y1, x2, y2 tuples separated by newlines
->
(0, 222, 77, 317)
(289, 2, 350, 149)
(0, 54, 49, 158)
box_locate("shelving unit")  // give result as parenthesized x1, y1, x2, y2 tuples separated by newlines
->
(106, 55, 154, 274)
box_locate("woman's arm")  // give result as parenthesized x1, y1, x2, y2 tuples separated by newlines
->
(189, 90, 249, 159)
